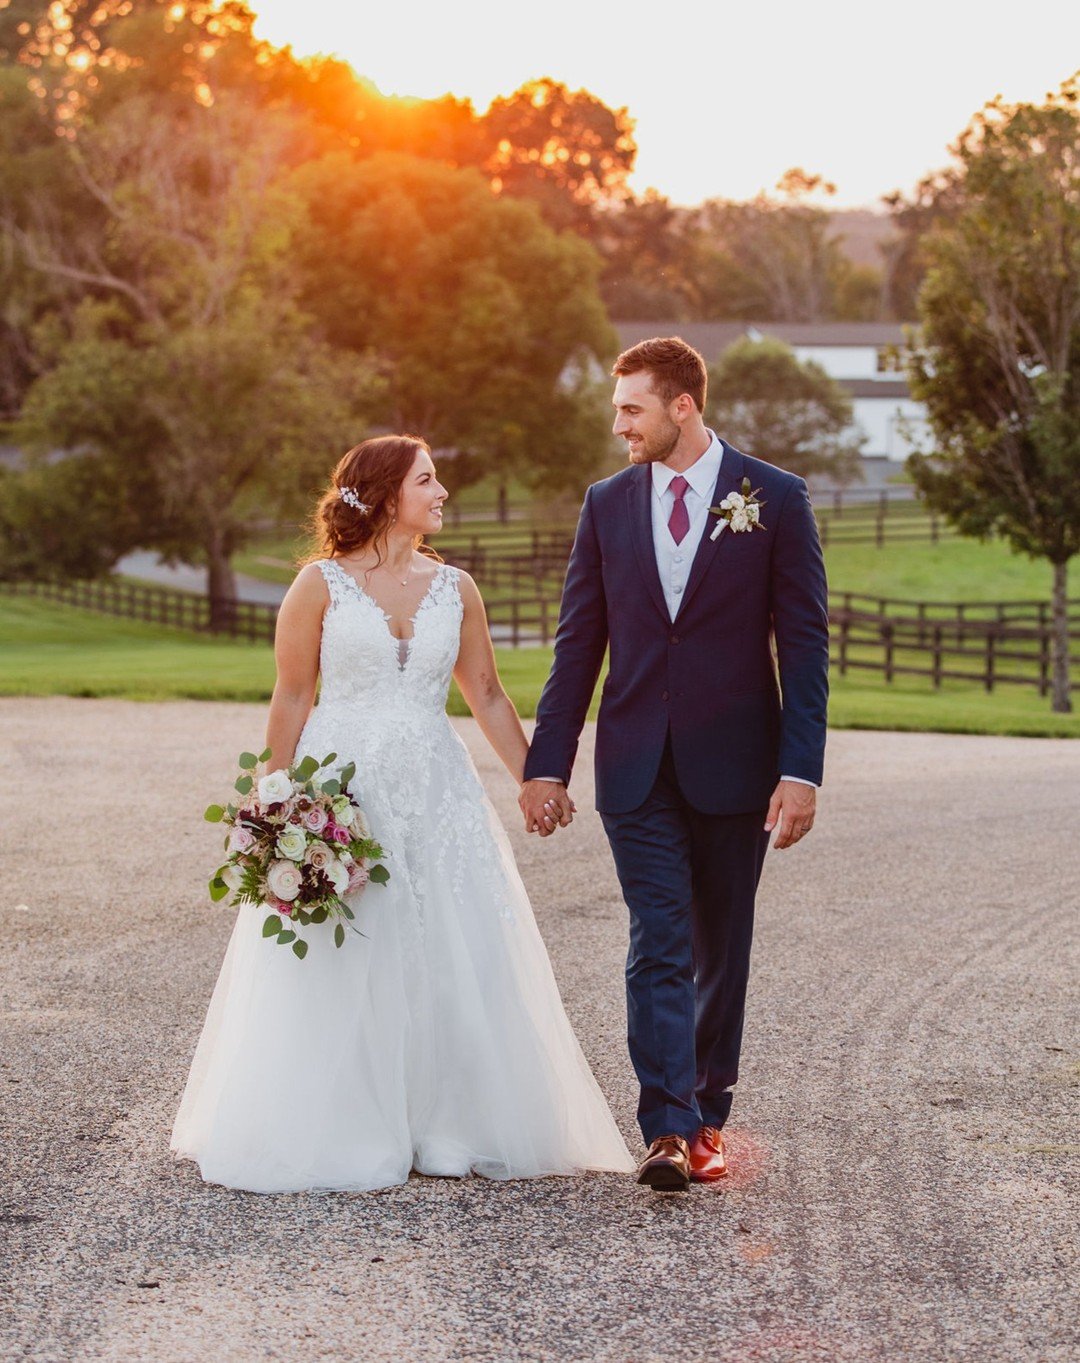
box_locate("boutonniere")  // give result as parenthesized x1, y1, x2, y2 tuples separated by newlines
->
(709, 477, 767, 541)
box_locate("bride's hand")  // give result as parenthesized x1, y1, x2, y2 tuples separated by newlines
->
(518, 780, 574, 837)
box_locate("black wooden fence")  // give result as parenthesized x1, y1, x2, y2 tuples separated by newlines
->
(830, 594, 1080, 695)
(7, 576, 1078, 692)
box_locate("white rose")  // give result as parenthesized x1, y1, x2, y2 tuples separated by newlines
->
(222, 863, 244, 892)
(730, 509, 750, 532)
(726, 491, 746, 511)
(719, 496, 733, 511)
(258, 769, 294, 805)
(266, 860, 303, 902)
(331, 796, 355, 827)
(326, 858, 350, 896)
(746, 503, 760, 523)
(276, 823, 307, 861)
(352, 807, 370, 839)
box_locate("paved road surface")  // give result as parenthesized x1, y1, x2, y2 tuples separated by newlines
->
(1, 700, 1076, 1362)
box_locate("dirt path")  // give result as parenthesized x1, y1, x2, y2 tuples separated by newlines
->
(1, 699, 1076, 1362)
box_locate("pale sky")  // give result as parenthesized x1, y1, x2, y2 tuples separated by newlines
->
(250, 0, 1080, 207)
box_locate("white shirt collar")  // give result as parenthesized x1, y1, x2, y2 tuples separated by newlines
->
(651, 430, 724, 501)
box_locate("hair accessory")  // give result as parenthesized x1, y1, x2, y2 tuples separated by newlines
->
(338, 486, 370, 513)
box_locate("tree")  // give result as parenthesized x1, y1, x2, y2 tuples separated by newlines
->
(689, 170, 875, 322)
(907, 78, 1080, 713)
(291, 152, 616, 496)
(707, 337, 864, 483)
(7, 66, 378, 614)
(480, 79, 637, 236)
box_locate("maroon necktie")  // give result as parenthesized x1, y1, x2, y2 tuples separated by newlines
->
(668, 475, 690, 545)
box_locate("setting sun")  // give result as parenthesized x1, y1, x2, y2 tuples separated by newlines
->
(249, 0, 1080, 206)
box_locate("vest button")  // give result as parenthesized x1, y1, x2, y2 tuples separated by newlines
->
(670, 634, 680, 645)
(661, 690, 669, 701)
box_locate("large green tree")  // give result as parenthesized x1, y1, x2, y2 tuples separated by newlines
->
(907, 78, 1080, 713)
(707, 337, 864, 483)
(291, 151, 617, 496)
(6, 58, 377, 612)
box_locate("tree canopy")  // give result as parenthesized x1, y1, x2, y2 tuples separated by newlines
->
(708, 337, 864, 484)
(907, 76, 1080, 711)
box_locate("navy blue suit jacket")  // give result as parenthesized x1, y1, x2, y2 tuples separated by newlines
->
(524, 442, 830, 815)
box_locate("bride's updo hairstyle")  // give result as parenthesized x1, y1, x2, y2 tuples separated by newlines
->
(305, 434, 442, 566)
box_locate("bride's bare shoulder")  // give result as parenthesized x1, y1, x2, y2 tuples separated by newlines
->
(281, 560, 332, 612)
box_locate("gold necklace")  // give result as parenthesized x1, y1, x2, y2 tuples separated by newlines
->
(382, 561, 412, 588)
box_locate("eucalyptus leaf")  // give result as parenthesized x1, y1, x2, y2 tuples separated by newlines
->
(334, 923, 345, 948)
(296, 908, 311, 927)
(292, 939, 309, 960)
(321, 779, 341, 797)
(262, 915, 282, 938)
(259, 747, 272, 763)
(238, 752, 257, 770)
(204, 804, 225, 823)
(234, 774, 254, 795)
(321, 753, 338, 768)
(209, 877, 230, 902)
(310, 906, 328, 924)
(277, 929, 296, 945)
(341, 904, 355, 921)
(340, 762, 356, 786)
(294, 755, 319, 782)
(369, 864, 390, 886)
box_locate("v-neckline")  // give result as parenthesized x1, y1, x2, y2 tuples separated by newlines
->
(329, 559, 444, 644)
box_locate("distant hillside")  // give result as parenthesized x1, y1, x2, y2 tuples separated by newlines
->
(826, 209, 898, 269)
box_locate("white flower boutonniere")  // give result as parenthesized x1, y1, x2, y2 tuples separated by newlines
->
(709, 477, 767, 541)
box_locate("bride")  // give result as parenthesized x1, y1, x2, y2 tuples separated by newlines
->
(171, 434, 633, 1192)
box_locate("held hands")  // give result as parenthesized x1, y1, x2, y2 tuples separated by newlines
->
(518, 780, 577, 837)
(764, 780, 817, 850)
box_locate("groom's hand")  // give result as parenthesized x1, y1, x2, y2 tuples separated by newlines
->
(765, 780, 817, 850)
(519, 780, 575, 837)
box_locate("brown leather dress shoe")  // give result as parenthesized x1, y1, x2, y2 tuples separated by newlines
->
(688, 1125, 728, 1182)
(636, 1134, 692, 1191)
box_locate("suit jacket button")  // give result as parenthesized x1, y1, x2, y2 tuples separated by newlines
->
(670, 634, 679, 644)
(662, 691, 669, 701)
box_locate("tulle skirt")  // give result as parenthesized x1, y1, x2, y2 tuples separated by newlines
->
(171, 710, 633, 1192)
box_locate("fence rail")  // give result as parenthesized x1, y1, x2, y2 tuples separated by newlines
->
(7, 576, 1077, 692)
(830, 600, 1079, 696)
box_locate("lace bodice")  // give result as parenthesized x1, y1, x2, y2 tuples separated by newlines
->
(315, 558, 463, 715)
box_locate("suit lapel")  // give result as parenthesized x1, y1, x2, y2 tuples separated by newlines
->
(675, 442, 746, 621)
(626, 465, 669, 624)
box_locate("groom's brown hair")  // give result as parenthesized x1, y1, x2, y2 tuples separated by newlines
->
(613, 337, 708, 413)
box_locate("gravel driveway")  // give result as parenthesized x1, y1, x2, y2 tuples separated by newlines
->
(1, 699, 1077, 1363)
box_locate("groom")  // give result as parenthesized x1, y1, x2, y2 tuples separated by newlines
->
(520, 337, 829, 1190)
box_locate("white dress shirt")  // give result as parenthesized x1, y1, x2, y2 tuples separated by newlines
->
(651, 430, 724, 622)
(533, 430, 815, 788)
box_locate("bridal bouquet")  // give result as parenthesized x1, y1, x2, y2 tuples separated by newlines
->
(205, 749, 389, 959)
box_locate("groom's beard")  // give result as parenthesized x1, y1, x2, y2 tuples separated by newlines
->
(627, 419, 680, 464)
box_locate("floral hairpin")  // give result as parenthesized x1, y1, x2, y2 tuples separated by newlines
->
(338, 486, 371, 513)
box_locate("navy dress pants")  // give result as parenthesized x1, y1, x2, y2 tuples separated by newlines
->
(600, 735, 770, 1145)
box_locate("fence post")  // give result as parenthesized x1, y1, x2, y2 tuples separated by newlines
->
(883, 622, 894, 683)
(985, 629, 996, 693)
(838, 615, 849, 676)
(1039, 624, 1051, 697)
(932, 625, 943, 688)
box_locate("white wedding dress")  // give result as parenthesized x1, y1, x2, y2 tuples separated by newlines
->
(172, 558, 633, 1192)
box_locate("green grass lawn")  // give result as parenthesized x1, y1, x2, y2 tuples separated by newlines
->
(3, 593, 1078, 738)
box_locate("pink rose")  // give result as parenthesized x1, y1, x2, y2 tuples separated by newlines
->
(264, 894, 292, 917)
(229, 825, 256, 854)
(347, 863, 370, 894)
(329, 823, 350, 844)
(302, 806, 329, 835)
